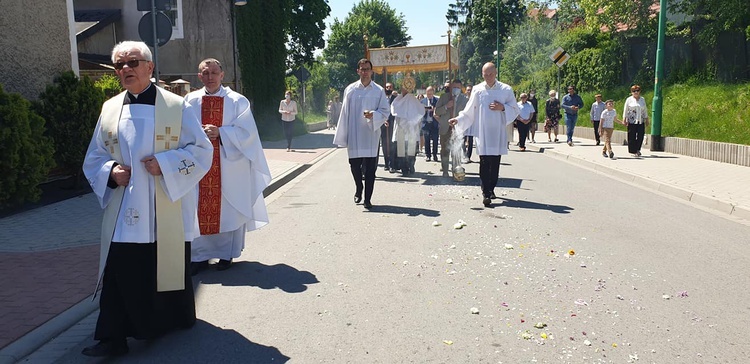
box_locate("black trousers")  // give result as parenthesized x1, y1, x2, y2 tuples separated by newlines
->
(349, 157, 377, 203)
(479, 155, 502, 198)
(282, 120, 294, 148)
(380, 123, 394, 169)
(592, 120, 601, 142)
(463, 136, 474, 159)
(95, 242, 195, 341)
(424, 129, 439, 159)
(517, 122, 530, 148)
(627, 123, 645, 153)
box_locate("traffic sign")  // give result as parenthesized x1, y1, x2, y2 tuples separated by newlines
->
(549, 47, 570, 68)
(293, 67, 311, 83)
(138, 11, 173, 47)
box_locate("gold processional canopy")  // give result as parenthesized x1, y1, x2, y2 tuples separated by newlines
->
(367, 44, 459, 74)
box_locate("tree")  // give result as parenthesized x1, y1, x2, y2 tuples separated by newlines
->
(578, 0, 657, 38)
(35, 71, 105, 187)
(671, 0, 750, 45)
(324, 0, 411, 84)
(0, 84, 55, 208)
(499, 14, 558, 88)
(460, 0, 527, 83)
(235, 0, 329, 134)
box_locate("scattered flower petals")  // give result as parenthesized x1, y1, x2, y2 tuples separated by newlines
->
(521, 331, 533, 340)
(470, 307, 480, 314)
(568, 250, 576, 256)
(584, 339, 592, 346)
(534, 322, 547, 329)
(574, 299, 589, 306)
(504, 243, 514, 250)
(662, 294, 671, 300)
(612, 343, 618, 347)
(677, 290, 688, 298)
(616, 295, 625, 300)
(446, 258, 454, 264)
(540, 332, 548, 339)
(432, 221, 441, 227)
(443, 340, 453, 345)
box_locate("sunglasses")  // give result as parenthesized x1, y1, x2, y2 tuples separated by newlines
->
(632, 89, 641, 92)
(114, 59, 148, 70)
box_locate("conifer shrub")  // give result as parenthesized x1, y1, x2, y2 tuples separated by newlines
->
(0, 84, 55, 208)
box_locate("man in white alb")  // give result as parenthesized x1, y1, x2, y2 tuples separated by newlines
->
(82, 41, 212, 357)
(185, 58, 271, 274)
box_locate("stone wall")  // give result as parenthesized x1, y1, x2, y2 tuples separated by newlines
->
(0, 1, 73, 100)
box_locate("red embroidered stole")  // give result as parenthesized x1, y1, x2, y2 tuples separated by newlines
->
(198, 96, 223, 235)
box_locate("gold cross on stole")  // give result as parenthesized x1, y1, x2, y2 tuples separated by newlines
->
(104, 131, 119, 154)
(156, 126, 179, 149)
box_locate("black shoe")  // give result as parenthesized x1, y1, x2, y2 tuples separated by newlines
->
(490, 192, 498, 199)
(389, 168, 396, 173)
(610, 152, 615, 159)
(433, 158, 439, 162)
(190, 260, 209, 276)
(363, 201, 373, 209)
(354, 194, 362, 204)
(82, 339, 129, 357)
(383, 166, 389, 171)
(482, 197, 491, 207)
(636, 151, 642, 157)
(603, 152, 608, 158)
(426, 157, 431, 162)
(596, 141, 601, 146)
(216, 259, 233, 271)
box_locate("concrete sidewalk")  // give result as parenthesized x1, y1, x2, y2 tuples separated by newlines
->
(516, 130, 750, 223)
(0, 129, 338, 364)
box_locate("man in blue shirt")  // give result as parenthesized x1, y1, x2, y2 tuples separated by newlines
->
(561, 85, 583, 146)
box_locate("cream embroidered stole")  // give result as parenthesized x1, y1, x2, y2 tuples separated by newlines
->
(98, 88, 186, 293)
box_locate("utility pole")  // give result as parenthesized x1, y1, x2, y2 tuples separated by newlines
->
(650, 0, 667, 151)
(496, 0, 500, 66)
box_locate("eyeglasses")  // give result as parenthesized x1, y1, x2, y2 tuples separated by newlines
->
(632, 89, 641, 93)
(114, 59, 148, 70)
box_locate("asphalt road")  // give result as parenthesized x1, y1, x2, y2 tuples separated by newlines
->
(55, 147, 750, 363)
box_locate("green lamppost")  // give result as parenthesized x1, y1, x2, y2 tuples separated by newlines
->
(496, 0, 500, 66)
(651, 0, 667, 151)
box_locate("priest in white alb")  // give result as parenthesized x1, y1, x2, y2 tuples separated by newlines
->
(81, 41, 212, 357)
(333, 58, 390, 209)
(389, 73, 423, 176)
(184, 58, 271, 274)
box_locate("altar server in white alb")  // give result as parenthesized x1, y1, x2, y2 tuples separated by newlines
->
(185, 58, 271, 274)
(449, 62, 519, 208)
(82, 41, 212, 357)
(333, 58, 390, 209)
(389, 74, 424, 176)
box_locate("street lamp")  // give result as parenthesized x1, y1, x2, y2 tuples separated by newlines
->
(232, 0, 246, 92)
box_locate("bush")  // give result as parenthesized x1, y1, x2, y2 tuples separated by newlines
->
(35, 71, 105, 185)
(0, 84, 55, 208)
(94, 74, 123, 98)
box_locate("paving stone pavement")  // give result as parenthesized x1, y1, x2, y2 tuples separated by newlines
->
(0, 129, 337, 364)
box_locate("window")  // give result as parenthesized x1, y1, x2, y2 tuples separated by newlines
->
(141, 0, 183, 40)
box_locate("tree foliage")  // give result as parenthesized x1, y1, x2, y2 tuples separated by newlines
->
(499, 14, 558, 89)
(447, 0, 527, 84)
(578, 0, 657, 38)
(94, 74, 123, 98)
(0, 84, 55, 208)
(36, 71, 105, 184)
(324, 0, 411, 85)
(670, 0, 750, 45)
(235, 0, 329, 132)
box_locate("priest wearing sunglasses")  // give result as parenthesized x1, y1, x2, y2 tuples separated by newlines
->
(82, 41, 213, 357)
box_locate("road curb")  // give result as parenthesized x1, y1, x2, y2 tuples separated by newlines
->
(0, 146, 340, 363)
(0, 296, 96, 364)
(528, 145, 746, 222)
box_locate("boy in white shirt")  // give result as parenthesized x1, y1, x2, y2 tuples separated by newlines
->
(598, 99, 622, 159)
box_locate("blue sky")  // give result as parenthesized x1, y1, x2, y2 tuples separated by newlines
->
(323, 0, 457, 50)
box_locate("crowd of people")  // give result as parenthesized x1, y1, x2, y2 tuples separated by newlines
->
(81, 41, 648, 358)
(332, 58, 649, 210)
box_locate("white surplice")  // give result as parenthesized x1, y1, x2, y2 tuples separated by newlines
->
(185, 86, 271, 262)
(454, 80, 520, 156)
(332, 80, 390, 158)
(390, 92, 424, 157)
(83, 101, 213, 244)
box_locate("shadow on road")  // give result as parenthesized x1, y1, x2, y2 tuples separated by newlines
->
(365, 204, 440, 217)
(83, 320, 290, 363)
(497, 197, 574, 214)
(196, 261, 318, 293)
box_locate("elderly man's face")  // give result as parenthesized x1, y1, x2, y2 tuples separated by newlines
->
(114, 48, 154, 94)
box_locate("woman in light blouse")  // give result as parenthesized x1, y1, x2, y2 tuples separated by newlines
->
(622, 84, 648, 157)
(279, 90, 298, 152)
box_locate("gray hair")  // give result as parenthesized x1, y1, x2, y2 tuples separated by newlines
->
(111, 41, 153, 63)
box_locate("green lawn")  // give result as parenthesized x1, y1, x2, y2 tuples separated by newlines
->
(538, 82, 750, 145)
